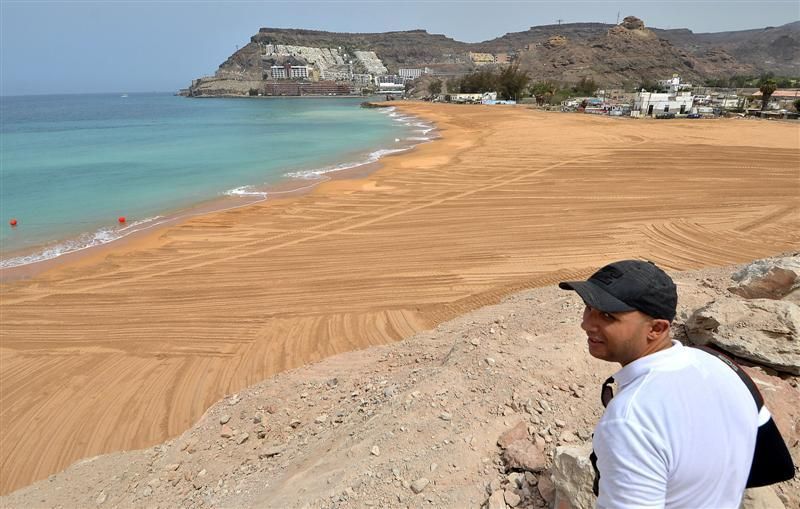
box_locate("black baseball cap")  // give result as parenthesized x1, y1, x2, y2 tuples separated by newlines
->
(558, 260, 677, 321)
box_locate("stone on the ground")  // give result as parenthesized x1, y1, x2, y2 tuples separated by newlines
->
(537, 474, 555, 504)
(551, 444, 596, 509)
(410, 477, 429, 494)
(503, 439, 546, 472)
(486, 490, 506, 509)
(498, 421, 528, 449)
(219, 414, 231, 425)
(259, 445, 285, 459)
(685, 298, 800, 374)
(371, 445, 380, 456)
(95, 491, 107, 505)
(236, 432, 249, 445)
(740, 486, 786, 509)
(730, 256, 800, 301)
(220, 425, 234, 438)
(504, 489, 521, 507)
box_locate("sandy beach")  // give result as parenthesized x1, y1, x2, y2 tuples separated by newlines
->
(1, 103, 798, 494)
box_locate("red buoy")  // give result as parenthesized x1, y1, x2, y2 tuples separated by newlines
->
(118, 216, 126, 224)
(9, 218, 17, 227)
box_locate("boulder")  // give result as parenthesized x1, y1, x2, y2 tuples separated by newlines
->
(685, 298, 800, 375)
(545, 35, 568, 48)
(498, 421, 528, 449)
(740, 486, 785, 509)
(486, 489, 506, 509)
(503, 439, 546, 472)
(621, 16, 645, 29)
(551, 444, 596, 509)
(729, 256, 800, 301)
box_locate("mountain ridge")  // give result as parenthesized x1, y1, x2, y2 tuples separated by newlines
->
(189, 18, 799, 96)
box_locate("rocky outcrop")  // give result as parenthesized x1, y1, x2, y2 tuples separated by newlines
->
(188, 77, 265, 97)
(544, 35, 568, 48)
(621, 16, 645, 30)
(729, 255, 800, 301)
(686, 298, 800, 375)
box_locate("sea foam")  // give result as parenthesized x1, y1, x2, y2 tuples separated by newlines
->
(0, 216, 165, 269)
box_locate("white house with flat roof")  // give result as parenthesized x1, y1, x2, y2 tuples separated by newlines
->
(632, 91, 694, 117)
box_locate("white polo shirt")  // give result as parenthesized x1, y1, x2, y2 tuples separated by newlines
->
(594, 341, 759, 509)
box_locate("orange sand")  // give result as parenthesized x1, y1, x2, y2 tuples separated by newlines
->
(1, 104, 798, 494)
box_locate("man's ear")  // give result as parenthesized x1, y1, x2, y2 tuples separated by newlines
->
(648, 319, 671, 340)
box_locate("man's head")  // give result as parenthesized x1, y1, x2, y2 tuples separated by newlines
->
(559, 260, 677, 366)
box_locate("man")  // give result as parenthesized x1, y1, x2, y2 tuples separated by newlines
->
(559, 260, 769, 508)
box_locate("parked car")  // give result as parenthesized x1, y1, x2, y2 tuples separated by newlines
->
(655, 112, 676, 119)
(686, 113, 701, 119)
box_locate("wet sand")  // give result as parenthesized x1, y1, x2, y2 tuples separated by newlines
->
(1, 103, 799, 494)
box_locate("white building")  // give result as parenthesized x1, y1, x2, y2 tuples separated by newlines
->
(377, 82, 405, 95)
(632, 91, 694, 117)
(399, 68, 424, 80)
(658, 74, 692, 93)
(448, 93, 483, 104)
(290, 66, 310, 79)
(270, 65, 310, 80)
(376, 75, 406, 86)
(270, 66, 288, 79)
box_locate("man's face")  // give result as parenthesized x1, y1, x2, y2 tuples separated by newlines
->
(581, 305, 655, 366)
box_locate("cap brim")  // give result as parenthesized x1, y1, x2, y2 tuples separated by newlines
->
(558, 280, 637, 313)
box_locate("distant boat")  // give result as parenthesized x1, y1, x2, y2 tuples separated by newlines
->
(120, 94, 128, 98)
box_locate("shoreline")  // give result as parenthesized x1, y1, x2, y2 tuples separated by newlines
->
(1, 102, 798, 494)
(0, 102, 435, 282)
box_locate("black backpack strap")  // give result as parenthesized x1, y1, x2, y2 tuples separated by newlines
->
(692, 344, 795, 487)
(693, 345, 764, 410)
(590, 449, 600, 496)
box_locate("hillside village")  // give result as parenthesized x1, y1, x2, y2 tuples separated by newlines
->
(182, 17, 800, 119)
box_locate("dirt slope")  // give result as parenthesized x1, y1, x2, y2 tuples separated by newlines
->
(2, 260, 798, 508)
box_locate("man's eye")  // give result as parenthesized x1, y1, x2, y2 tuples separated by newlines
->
(601, 312, 615, 320)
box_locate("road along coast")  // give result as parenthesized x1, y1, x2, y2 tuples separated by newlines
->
(1, 103, 798, 494)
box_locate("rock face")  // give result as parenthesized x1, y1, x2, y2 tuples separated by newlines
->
(685, 298, 800, 375)
(621, 16, 645, 30)
(551, 445, 596, 509)
(729, 255, 800, 301)
(545, 35, 568, 48)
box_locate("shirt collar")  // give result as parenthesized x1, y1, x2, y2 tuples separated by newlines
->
(613, 340, 685, 389)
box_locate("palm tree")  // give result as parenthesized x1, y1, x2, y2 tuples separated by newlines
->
(759, 79, 777, 111)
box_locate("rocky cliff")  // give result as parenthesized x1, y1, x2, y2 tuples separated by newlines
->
(187, 17, 799, 96)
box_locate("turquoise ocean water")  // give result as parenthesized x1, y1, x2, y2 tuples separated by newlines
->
(0, 94, 432, 268)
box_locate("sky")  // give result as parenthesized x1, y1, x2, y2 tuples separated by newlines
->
(1, 1, 798, 96)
